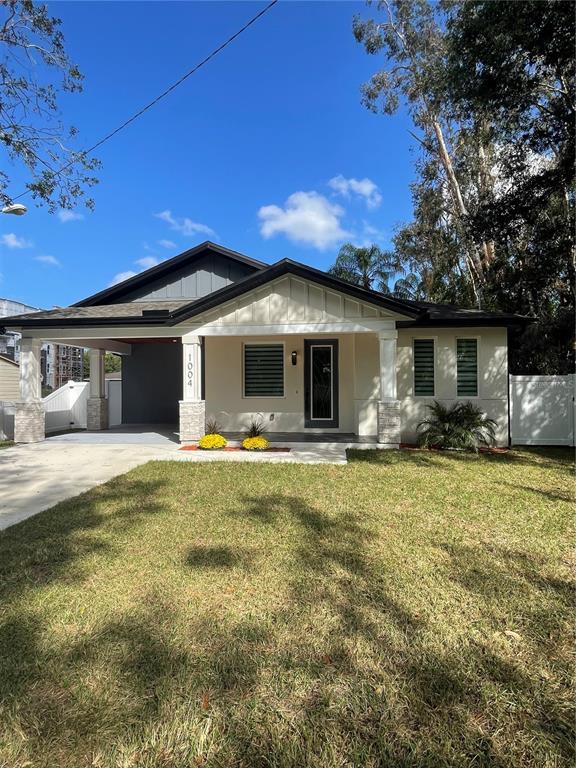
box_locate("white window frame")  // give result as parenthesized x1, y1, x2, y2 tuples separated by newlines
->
(242, 341, 286, 399)
(455, 335, 480, 399)
(412, 336, 436, 398)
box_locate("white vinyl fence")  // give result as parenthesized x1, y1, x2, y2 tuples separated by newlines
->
(43, 380, 89, 433)
(106, 379, 122, 427)
(510, 374, 575, 446)
(0, 379, 122, 440)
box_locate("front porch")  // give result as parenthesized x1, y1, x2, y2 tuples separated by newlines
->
(13, 326, 401, 446)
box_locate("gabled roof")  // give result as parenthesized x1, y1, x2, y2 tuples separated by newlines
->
(0, 245, 531, 330)
(74, 241, 266, 307)
(169, 258, 422, 323)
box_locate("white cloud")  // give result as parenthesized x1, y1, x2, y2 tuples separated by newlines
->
(158, 239, 177, 249)
(34, 255, 61, 267)
(328, 175, 382, 209)
(57, 209, 84, 223)
(258, 191, 349, 250)
(108, 270, 137, 286)
(155, 210, 215, 237)
(1, 233, 31, 249)
(135, 256, 159, 269)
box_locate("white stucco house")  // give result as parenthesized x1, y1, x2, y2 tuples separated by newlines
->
(1, 242, 528, 445)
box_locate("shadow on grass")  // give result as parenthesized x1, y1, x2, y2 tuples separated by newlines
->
(185, 544, 253, 569)
(0, 477, 573, 766)
(347, 445, 575, 474)
(0, 476, 168, 604)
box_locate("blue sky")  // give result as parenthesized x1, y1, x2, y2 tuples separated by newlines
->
(0, 1, 416, 309)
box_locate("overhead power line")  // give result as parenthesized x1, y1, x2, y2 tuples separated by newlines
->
(11, 0, 279, 202)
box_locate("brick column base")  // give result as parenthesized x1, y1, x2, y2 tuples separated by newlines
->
(179, 400, 205, 443)
(14, 401, 45, 443)
(377, 400, 401, 446)
(87, 396, 108, 431)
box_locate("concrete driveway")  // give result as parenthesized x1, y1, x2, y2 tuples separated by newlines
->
(0, 426, 365, 531)
(0, 439, 176, 530)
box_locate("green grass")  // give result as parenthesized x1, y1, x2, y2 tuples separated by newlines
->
(0, 448, 573, 768)
(0, 440, 14, 450)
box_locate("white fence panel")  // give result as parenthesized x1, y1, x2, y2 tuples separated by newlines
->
(0, 401, 15, 440)
(43, 380, 88, 433)
(510, 374, 575, 446)
(106, 379, 122, 427)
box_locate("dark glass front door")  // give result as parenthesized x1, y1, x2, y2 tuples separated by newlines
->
(304, 339, 339, 428)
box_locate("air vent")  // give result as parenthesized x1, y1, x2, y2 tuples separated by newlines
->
(142, 309, 171, 317)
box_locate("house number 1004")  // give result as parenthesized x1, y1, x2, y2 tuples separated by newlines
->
(187, 357, 194, 390)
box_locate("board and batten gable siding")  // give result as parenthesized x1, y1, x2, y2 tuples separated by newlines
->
(0, 356, 20, 400)
(118, 252, 255, 303)
(184, 276, 402, 329)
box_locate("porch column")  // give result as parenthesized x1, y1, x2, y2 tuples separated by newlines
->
(377, 330, 401, 446)
(14, 337, 45, 443)
(87, 348, 108, 430)
(179, 336, 205, 442)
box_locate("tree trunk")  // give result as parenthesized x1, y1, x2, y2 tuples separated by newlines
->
(430, 119, 486, 304)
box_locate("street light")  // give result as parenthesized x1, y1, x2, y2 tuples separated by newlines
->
(1, 203, 27, 216)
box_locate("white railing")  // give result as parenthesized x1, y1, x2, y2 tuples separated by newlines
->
(510, 374, 575, 446)
(43, 380, 89, 433)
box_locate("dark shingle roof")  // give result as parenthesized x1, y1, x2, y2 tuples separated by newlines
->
(4, 300, 191, 323)
(0, 253, 531, 330)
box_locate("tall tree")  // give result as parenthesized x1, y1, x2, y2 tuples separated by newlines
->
(0, 0, 98, 211)
(353, 0, 490, 305)
(354, 0, 575, 373)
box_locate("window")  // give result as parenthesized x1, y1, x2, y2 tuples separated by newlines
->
(413, 339, 435, 396)
(244, 344, 284, 397)
(457, 338, 478, 397)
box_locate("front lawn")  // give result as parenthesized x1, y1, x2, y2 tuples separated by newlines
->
(0, 448, 573, 767)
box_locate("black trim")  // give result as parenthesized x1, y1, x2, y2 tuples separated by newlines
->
(304, 338, 339, 429)
(73, 241, 266, 307)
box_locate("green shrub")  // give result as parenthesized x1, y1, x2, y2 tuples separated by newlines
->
(417, 401, 497, 452)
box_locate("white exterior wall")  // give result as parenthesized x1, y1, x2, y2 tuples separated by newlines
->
(204, 327, 509, 441)
(396, 327, 509, 445)
(205, 334, 357, 433)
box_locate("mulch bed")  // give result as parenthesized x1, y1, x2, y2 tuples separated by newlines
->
(179, 445, 291, 453)
(399, 443, 509, 454)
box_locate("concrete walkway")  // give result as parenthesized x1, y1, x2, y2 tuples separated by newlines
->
(0, 429, 376, 530)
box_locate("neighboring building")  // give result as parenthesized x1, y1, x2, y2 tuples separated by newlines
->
(0, 354, 20, 400)
(1, 241, 529, 444)
(0, 298, 83, 391)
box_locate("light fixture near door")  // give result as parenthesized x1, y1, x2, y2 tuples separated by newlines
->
(291, 351, 298, 366)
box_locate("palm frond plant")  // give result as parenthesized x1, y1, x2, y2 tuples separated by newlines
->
(205, 417, 223, 435)
(417, 401, 497, 453)
(246, 416, 267, 438)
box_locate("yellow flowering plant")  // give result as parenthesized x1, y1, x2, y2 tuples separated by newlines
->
(242, 436, 269, 451)
(198, 434, 227, 450)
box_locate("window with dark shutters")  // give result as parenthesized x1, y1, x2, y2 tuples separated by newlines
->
(244, 344, 284, 397)
(413, 339, 435, 396)
(456, 338, 478, 397)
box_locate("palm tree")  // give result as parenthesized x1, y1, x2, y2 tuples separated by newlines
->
(328, 243, 399, 292)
